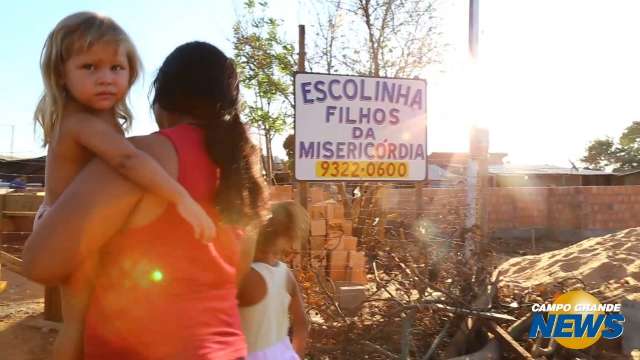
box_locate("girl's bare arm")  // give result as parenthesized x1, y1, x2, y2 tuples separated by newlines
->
(288, 268, 309, 358)
(237, 268, 267, 307)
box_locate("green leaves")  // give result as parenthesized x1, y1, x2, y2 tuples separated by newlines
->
(233, 0, 294, 135)
(233, 0, 296, 180)
(582, 138, 615, 170)
(582, 123, 640, 172)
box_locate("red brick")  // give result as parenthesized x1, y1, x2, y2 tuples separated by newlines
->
(310, 236, 326, 250)
(326, 236, 342, 250)
(310, 204, 327, 219)
(311, 220, 326, 236)
(342, 236, 358, 251)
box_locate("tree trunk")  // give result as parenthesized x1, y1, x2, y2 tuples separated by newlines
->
(264, 130, 274, 184)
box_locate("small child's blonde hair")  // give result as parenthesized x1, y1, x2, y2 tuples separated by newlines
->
(256, 201, 310, 252)
(34, 12, 142, 145)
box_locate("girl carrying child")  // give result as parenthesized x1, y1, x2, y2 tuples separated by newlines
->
(239, 201, 310, 359)
(33, 12, 214, 359)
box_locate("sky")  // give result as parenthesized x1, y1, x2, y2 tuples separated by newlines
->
(1, 0, 640, 167)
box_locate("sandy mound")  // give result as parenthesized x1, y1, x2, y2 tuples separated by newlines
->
(496, 228, 640, 302)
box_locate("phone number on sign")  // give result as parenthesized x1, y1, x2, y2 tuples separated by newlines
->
(315, 161, 409, 178)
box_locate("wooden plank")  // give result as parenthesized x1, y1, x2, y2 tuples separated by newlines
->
(415, 181, 424, 220)
(22, 317, 62, 331)
(44, 286, 63, 322)
(483, 320, 534, 360)
(0, 250, 24, 276)
(2, 211, 37, 217)
(362, 341, 399, 360)
(414, 303, 517, 322)
(0, 250, 63, 322)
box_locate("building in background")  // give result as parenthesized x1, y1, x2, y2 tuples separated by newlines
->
(0, 156, 45, 186)
(612, 169, 640, 186)
(429, 152, 508, 177)
(489, 164, 613, 187)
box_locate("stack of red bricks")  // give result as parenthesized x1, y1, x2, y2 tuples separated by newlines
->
(307, 187, 367, 284)
(269, 185, 294, 202)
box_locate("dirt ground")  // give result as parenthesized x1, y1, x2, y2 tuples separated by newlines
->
(0, 244, 534, 360)
(0, 233, 635, 360)
(0, 269, 54, 360)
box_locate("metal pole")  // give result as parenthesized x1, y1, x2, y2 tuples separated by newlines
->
(10, 125, 15, 157)
(297, 25, 308, 209)
(469, 0, 479, 60)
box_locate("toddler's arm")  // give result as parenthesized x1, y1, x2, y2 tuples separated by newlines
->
(70, 115, 214, 241)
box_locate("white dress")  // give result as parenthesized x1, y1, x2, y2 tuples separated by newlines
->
(240, 261, 300, 360)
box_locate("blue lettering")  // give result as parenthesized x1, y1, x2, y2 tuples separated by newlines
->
(328, 79, 342, 100)
(359, 107, 371, 124)
(389, 108, 400, 124)
(336, 142, 346, 159)
(314, 80, 327, 101)
(396, 84, 411, 106)
(345, 107, 356, 124)
(573, 314, 606, 337)
(365, 143, 375, 160)
(347, 142, 357, 159)
(602, 314, 625, 339)
(301, 82, 313, 104)
(365, 128, 376, 140)
(415, 144, 425, 160)
(352, 127, 363, 139)
(410, 88, 423, 110)
(322, 142, 334, 159)
(299, 142, 315, 159)
(373, 108, 385, 125)
(388, 143, 397, 159)
(359, 79, 372, 100)
(528, 313, 555, 338)
(343, 79, 357, 100)
(326, 106, 337, 123)
(399, 144, 409, 159)
(381, 82, 395, 103)
(553, 314, 576, 338)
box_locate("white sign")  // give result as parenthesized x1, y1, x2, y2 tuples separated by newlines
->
(294, 73, 427, 181)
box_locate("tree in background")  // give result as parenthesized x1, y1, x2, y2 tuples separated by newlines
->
(233, 0, 296, 182)
(283, 134, 295, 174)
(307, 0, 443, 77)
(582, 121, 640, 172)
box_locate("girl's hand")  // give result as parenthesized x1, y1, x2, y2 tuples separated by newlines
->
(176, 196, 216, 243)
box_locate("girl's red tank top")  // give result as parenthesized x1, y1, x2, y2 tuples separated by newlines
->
(84, 124, 247, 359)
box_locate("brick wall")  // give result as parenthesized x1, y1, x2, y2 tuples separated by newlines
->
(270, 184, 640, 241)
(489, 185, 640, 239)
(379, 186, 467, 236)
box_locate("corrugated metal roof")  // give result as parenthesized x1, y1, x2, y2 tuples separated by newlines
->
(615, 168, 640, 176)
(428, 164, 459, 181)
(489, 164, 612, 176)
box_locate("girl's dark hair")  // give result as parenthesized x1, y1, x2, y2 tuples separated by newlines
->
(151, 41, 267, 225)
(256, 201, 310, 251)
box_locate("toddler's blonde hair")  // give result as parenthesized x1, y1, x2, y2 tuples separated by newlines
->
(34, 12, 142, 145)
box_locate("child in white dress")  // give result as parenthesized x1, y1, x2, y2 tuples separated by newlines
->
(238, 201, 310, 359)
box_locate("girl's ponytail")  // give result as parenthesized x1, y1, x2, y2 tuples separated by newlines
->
(205, 107, 267, 225)
(152, 42, 268, 226)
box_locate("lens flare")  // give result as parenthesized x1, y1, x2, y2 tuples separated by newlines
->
(150, 269, 164, 283)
